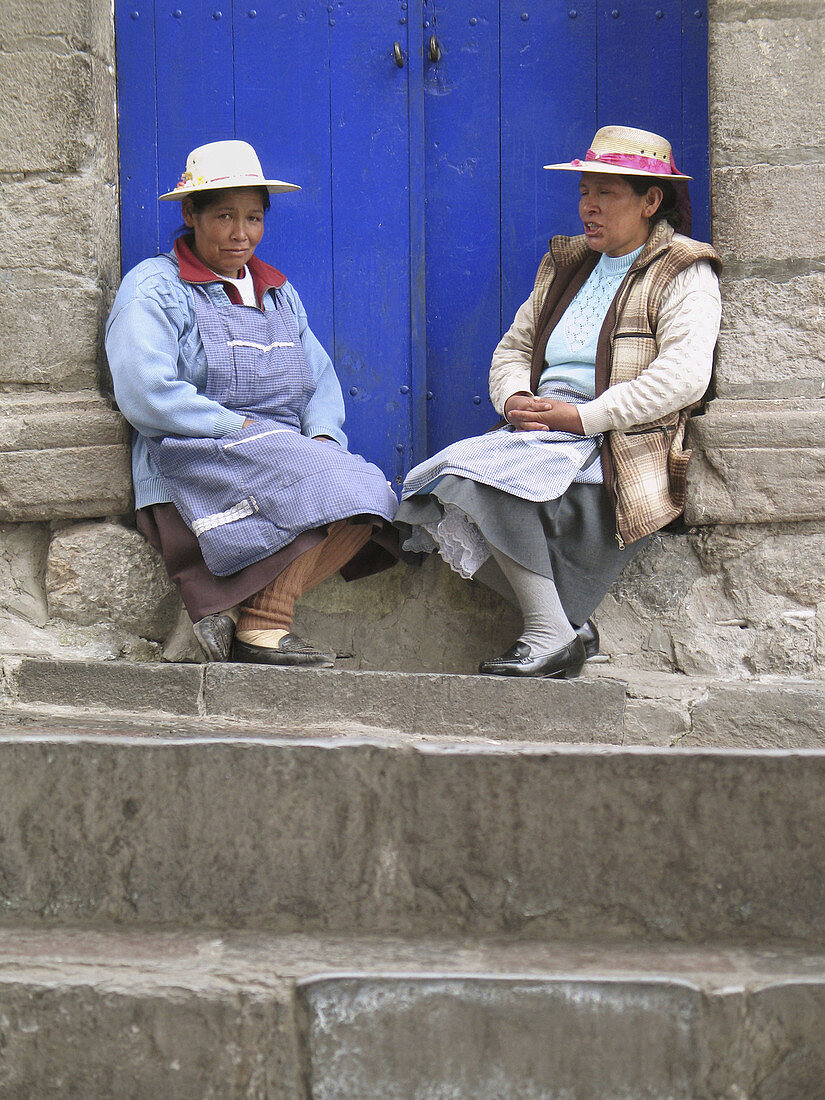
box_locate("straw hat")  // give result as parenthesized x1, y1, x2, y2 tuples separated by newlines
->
(544, 125, 692, 180)
(159, 140, 300, 201)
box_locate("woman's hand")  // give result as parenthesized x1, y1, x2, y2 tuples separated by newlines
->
(504, 394, 584, 435)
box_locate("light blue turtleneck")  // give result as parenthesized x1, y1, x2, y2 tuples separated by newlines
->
(538, 244, 644, 399)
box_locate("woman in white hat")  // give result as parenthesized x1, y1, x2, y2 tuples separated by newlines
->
(106, 140, 398, 665)
(396, 125, 722, 679)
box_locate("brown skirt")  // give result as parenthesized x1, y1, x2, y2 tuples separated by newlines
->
(137, 502, 399, 622)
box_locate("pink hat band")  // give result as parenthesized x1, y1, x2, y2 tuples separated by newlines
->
(572, 149, 682, 176)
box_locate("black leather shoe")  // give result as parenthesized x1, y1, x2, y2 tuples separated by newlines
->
(478, 636, 587, 679)
(232, 633, 335, 668)
(575, 619, 600, 660)
(193, 613, 236, 662)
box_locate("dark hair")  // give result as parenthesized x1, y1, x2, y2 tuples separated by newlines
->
(622, 175, 682, 231)
(173, 186, 271, 240)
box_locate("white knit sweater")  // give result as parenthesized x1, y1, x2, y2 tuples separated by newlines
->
(489, 258, 722, 437)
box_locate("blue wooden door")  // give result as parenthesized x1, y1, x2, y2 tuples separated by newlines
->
(115, 0, 709, 485)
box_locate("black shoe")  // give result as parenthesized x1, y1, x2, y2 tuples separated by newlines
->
(193, 613, 236, 662)
(575, 619, 600, 660)
(232, 633, 335, 668)
(478, 636, 587, 679)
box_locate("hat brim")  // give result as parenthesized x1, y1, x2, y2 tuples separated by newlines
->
(543, 162, 692, 180)
(159, 179, 301, 201)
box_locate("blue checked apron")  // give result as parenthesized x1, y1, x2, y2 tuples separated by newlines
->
(401, 384, 603, 502)
(147, 286, 397, 576)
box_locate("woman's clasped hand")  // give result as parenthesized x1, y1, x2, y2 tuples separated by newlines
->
(504, 395, 585, 436)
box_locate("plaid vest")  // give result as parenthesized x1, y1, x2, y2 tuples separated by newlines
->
(529, 221, 721, 546)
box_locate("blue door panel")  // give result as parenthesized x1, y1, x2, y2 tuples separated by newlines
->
(154, 0, 236, 251)
(500, 1, 598, 327)
(329, 2, 415, 485)
(598, 0, 682, 142)
(232, 2, 335, 356)
(115, 1, 159, 271)
(681, 0, 711, 242)
(424, 0, 502, 453)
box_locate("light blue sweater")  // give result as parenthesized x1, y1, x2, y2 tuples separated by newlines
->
(539, 246, 643, 398)
(105, 252, 348, 510)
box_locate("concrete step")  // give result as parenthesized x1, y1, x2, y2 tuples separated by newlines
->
(0, 732, 823, 943)
(0, 927, 823, 1098)
(3, 655, 825, 747)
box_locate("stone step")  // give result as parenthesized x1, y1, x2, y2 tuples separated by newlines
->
(0, 927, 823, 1098)
(3, 655, 825, 747)
(0, 733, 823, 943)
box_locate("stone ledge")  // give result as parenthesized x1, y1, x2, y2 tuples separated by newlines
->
(5, 658, 825, 749)
(0, 445, 131, 521)
(0, 390, 128, 451)
(686, 398, 825, 524)
(0, 391, 131, 521)
(0, 734, 821, 940)
(8, 657, 626, 743)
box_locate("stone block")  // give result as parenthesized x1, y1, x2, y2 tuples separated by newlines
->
(301, 977, 701, 1099)
(0, 397, 131, 524)
(0, 0, 115, 62)
(685, 400, 825, 525)
(623, 698, 691, 746)
(0, 52, 95, 173)
(204, 663, 627, 742)
(0, 523, 50, 627)
(686, 681, 825, 748)
(0, 391, 128, 452)
(587, 515, 825, 679)
(0, 278, 103, 390)
(687, 446, 825, 525)
(0, 977, 300, 1099)
(0, 738, 823, 939)
(715, 271, 825, 397)
(46, 522, 179, 640)
(736, 983, 825, 1096)
(709, 16, 825, 159)
(14, 657, 202, 714)
(0, 444, 131, 522)
(712, 164, 825, 263)
(0, 175, 116, 280)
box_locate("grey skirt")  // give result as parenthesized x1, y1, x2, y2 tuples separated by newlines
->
(394, 475, 648, 628)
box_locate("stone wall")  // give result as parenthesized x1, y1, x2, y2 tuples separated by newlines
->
(0, 0, 822, 678)
(0, 0, 130, 524)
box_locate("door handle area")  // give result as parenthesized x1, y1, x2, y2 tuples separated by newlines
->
(393, 41, 405, 67)
(428, 34, 441, 61)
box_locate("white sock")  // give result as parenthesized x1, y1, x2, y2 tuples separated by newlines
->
(489, 547, 576, 655)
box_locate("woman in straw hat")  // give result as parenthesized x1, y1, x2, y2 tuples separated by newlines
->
(396, 125, 722, 679)
(106, 140, 398, 666)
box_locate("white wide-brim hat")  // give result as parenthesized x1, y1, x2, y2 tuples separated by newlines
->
(159, 139, 300, 201)
(543, 125, 692, 180)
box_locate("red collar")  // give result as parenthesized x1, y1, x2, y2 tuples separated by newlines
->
(174, 236, 287, 307)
